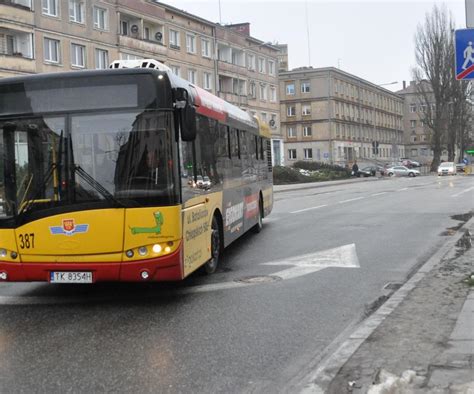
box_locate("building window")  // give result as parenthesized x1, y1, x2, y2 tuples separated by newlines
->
(268, 60, 275, 75)
(203, 72, 212, 90)
(169, 29, 180, 48)
(188, 69, 196, 84)
(95, 48, 108, 69)
(69, 0, 84, 23)
(202, 38, 211, 58)
(93, 6, 108, 30)
(261, 112, 267, 122)
(171, 65, 180, 77)
(186, 34, 196, 54)
(42, 0, 58, 17)
(301, 81, 310, 93)
(304, 148, 313, 159)
(287, 127, 296, 138)
(71, 43, 85, 67)
(258, 57, 266, 73)
(286, 83, 295, 95)
(419, 104, 427, 112)
(287, 106, 296, 117)
(411, 148, 418, 157)
(120, 53, 142, 61)
(410, 120, 416, 128)
(120, 20, 129, 36)
(247, 54, 256, 70)
(44, 38, 60, 63)
(303, 126, 312, 137)
(270, 86, 277, 102)
(302, 105, 311, 116)
(259, 84, 267, 100)
(288, 149, 297, 160)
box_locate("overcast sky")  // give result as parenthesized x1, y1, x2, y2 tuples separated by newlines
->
(164, 0, 467, 92)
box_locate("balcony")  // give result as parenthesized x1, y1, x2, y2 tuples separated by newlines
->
(0, 28, 33, 58)
(0, 53, 35, 73)
(118, 35, 167, 57)
(219, 91, 248, 106)
(0, 2, 33, 26)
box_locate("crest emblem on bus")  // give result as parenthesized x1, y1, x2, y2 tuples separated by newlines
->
(50, 219, 89, 236)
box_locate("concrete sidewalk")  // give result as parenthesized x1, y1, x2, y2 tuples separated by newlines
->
(273, 176, 385, 193)
(324, 217, 474, 393)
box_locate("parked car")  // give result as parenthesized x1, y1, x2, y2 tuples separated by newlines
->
(400, 159, 421, 168)
(357, 166, 381, 177)
(202, 176, 212, 189)
(386, 166, 420, 177)
(437, 162, 457, 176)
(455, 163, 466, 173)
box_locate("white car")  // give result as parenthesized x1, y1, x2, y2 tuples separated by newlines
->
(386, 166, 420, 177)
(437, 162, 456, 176)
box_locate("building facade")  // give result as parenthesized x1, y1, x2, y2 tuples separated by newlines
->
(280, 67, 405, 166)
(0, 0, 283, 163)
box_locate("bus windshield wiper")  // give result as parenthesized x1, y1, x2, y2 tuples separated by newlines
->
(73, 165, 128, 208)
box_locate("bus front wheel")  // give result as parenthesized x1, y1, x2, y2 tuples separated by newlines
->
(203, 215, 221, 274)
(253, 197, 264, 233)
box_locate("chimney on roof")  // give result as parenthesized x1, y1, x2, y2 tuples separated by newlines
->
(403, 81, 406, 89)
(227, 23, 250, 36)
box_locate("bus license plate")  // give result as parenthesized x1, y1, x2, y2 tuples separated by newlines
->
(50, 272, 93, 284)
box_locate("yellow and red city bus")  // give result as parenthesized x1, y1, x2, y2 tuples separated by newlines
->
(0, 60, 272, 283)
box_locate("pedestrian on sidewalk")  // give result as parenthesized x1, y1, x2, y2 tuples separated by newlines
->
(351, 161, 359, 177)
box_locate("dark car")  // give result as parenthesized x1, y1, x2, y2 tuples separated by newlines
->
(357, 166, 382, 177)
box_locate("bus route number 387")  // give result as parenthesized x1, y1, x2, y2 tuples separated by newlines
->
(19, 233, 35, 249)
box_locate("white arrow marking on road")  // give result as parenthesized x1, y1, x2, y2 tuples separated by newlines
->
(0, 245, 360, 305)
(262, 243, 360, 280)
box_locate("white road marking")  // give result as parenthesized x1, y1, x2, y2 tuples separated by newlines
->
(451, 186, 474, 198)
(398, 187, 409, 191)
(290, 204, 328, 214)
(338, 197, 364, 204)
(370, 192, 388, 197)
(0, 245, 360, 305)
(263, 244, 360, 280)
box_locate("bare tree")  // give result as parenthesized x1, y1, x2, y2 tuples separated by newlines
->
(412, 5, 455, 171)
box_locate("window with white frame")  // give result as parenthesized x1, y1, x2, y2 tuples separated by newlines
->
(288, 149, 297, 160)
(249, 81, 256, 98)
(287, 126, 296, 138)
(287, 106, 296, 117)
(286, 83, 295, 95)
(186, 34, 196, 54)
(44, 38, 60, 63)
(169, 29, 180, 48)
(304, 148, 313, 159)
(247, 54, 256, 70)
(95, 48, 108, 69)
(188, 69, 196, 84)
(258, 57, 265, 73)
(303, 125, 312, 136)
(203, 72, 212, 90)
(171, 65, 180, 77)
(410, 120, 416, 128)
(302, 104, 311, 116)
(259, 84, 267, 100)
(261, 112, 267, 122)
(202, 38, 211, 58)
(120, 53, 143, 61)
(42, 0, 58, 17)
(301, 80, 310, 93)
(69, 0, 84, 23)
(269, 86, 277, 102)
(93, 6, 108, 30)
(71, 43, 85, 67)
(268, 60, 275, 75)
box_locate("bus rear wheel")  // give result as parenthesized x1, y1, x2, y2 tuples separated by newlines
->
(203, 215, 221, 274)
(253, 197, 264, 233)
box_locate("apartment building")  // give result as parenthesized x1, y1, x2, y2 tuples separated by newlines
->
(397, 80, 448, 165)
(280, 67, 405, 166)
(0, 0, 282, 162)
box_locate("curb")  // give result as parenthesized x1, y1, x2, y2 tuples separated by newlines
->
(273, 177, 385, 194)
(293, 216, 474, 393)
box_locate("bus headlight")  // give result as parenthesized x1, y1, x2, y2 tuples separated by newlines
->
(0, 249, 7, 258)
(152, 244, 162, 254)
(138, 246, 148, 256)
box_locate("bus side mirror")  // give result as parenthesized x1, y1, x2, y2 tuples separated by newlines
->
(180, 105, 196, 142)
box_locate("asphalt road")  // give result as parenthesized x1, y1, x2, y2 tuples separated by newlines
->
(0, 175, 473, 393)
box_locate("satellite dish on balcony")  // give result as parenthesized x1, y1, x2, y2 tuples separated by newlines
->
(155, 32, 163, 41)
(131, 25, 139, 34)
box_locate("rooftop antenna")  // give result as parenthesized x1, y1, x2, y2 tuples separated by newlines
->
(305, 0, 312, 65)
(218, 0, 222, 24)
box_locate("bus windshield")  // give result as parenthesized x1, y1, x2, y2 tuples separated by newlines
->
(0, 109, 179, 225)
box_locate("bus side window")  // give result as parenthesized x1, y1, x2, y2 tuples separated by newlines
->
(231, 128, 240, 159)
(224, 125, 231, 159)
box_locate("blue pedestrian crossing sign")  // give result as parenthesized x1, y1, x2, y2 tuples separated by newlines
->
(455, 29, 474, 80)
